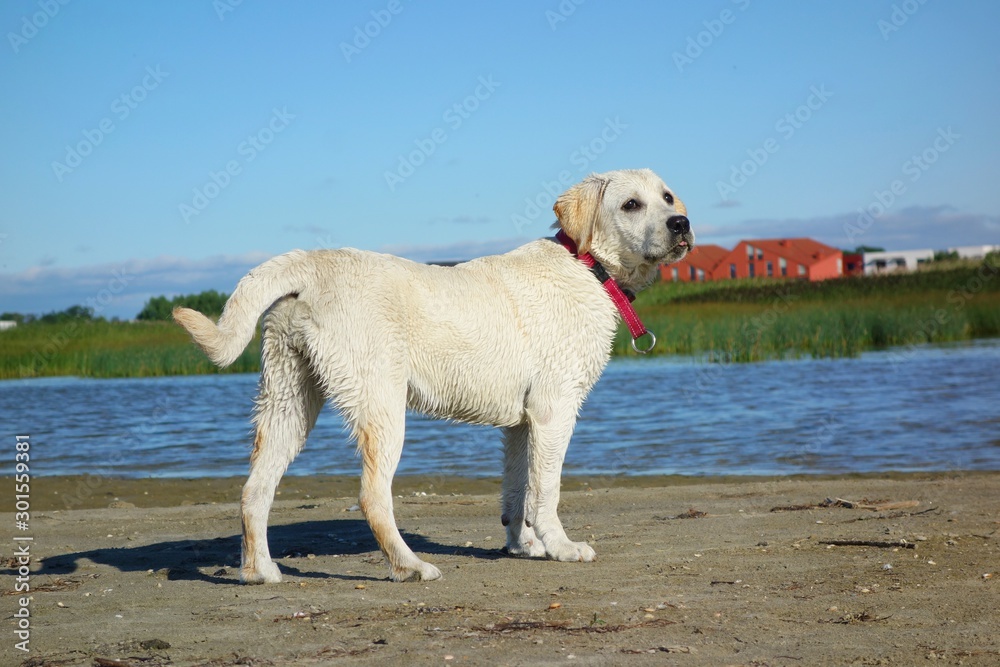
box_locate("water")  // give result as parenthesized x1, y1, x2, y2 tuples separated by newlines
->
(3, 341, 998, 478)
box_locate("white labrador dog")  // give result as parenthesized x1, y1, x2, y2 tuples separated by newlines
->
(174, 168, 693, 584)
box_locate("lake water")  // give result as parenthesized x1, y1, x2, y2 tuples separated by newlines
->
(3, 340, 998, 479)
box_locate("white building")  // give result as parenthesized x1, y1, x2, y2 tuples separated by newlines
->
(0, 320, 17, 331)
(863, 249, 934, 275)
(948, 245, 999, 259)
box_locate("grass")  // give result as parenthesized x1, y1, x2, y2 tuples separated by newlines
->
(1, 257, 997, 379)
(613, 257, 1000, 361)
(614, 295, 1000, 362)
(0, 320, 261, 379)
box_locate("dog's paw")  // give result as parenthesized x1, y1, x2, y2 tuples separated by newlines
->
(505, 536, 547, 558)
(390, 559, 442, 583)
(545, 540, 596, 563)
(240, 559, 283, 584)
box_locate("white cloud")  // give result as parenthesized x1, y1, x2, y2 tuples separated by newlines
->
(0, 252, 270, 319)
(3, 204, 994, 319)
(381, 236, 529, 263)
(0, 240, 538, 319)
(698, 205, 999, 251)
(0, 240, 532, 318)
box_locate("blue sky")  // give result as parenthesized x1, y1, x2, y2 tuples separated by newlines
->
(2, 1, 998, 319)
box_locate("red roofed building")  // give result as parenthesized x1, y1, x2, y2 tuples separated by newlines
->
(661, 238, 844, 282)
(843, 252, 865, 276)
(721, 238, 844, 281)
(659, 244, 729, 282)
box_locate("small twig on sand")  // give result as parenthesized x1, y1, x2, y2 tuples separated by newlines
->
(819, 539, 916, 549)
(827, 609, 892, 624)
(822, 498, 920, 511)
(770, 504, 819, 512)
(908, 506, 940, 516)
(772, 498, 921, 512)
(622, 645, 695, 655)
(479, 617, 677, 635)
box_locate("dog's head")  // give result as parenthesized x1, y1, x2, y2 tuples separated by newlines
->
(554, 169, 694, 289)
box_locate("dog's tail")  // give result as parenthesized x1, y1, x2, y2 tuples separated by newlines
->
(172, 250, 313, 367)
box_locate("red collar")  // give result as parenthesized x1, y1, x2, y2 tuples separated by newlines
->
(555, 230, 656, 354)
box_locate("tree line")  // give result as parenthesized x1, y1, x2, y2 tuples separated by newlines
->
(0, 290, 228, 325)
(135, 290, 228, 321)
(0, 305, 102, 325)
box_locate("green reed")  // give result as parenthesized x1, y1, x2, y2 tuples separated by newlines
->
(0, 320, 260, 379)
(1, 258, 997, 378)
(616, 292, 1000, 361)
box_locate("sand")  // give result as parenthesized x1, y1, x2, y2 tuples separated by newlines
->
(5, 473, 999, 666)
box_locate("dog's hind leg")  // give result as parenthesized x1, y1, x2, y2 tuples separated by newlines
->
(524, 404, 596, 563)
(501, 423, 546, 558)
(240, 301, 323, 584)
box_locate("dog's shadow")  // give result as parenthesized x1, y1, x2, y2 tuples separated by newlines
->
(36, 518, 506, 585)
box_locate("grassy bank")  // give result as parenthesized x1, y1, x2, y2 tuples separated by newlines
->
(1, 258, 997, 379)
(0, 319, 260, 379)
(613, 258, 1000, 361)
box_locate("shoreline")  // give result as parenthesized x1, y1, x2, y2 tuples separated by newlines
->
(19, 470, 999, 511)
(1, 334, 998, 382)
(5, 472, 998, 665)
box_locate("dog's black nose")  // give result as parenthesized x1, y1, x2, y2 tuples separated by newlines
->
(667, 215, 690, 235)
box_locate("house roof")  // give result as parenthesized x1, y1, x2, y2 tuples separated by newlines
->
(682, 244, 730, 271)
(740, 238, 842, 266)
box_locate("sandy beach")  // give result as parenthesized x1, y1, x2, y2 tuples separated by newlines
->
(5, 473, 999, 666)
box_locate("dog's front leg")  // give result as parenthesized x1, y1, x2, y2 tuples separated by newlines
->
(524, 408, 596, 563)
(501, 423, 546, 557)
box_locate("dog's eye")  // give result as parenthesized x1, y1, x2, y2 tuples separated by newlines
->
(622, 199, 640, 211)
(664, 191, 675, 205)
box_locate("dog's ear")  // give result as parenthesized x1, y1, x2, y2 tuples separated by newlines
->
(553, 174, 608, 255)
(674, 195, 687, 216)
